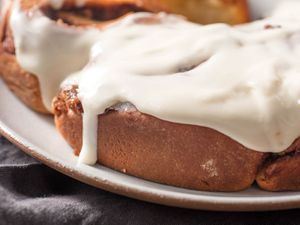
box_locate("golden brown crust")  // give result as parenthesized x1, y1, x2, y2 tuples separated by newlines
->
(257, 152, 300, 191)
(53, 86, 83, 154)
(53, 86, 266, 192)
(97, 111, 264, 191)
(0, 49, 49, 113)
(139, 0, 250, 25)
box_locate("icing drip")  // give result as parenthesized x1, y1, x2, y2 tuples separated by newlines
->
(10, 1, 101, 110)
(49, 0, 64, 9)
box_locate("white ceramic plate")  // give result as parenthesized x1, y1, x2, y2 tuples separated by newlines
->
(2, 0, 300, 211)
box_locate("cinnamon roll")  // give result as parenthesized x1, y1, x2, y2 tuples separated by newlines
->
(53, 4, 300, 192)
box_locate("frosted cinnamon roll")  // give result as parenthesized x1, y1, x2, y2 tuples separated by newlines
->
(52, 3, 300, 192)
(0, 0, 147, 113)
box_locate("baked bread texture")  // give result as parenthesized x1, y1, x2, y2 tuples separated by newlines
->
(53, 86, 265, 191)
(257, 151, 300, 191)
(140, 0, 249, 24)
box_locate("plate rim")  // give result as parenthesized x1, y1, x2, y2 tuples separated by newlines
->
(2, 117, 300, 212)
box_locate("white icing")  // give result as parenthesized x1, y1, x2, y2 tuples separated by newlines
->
(49, 0, 64, 10)
(10, 1, 101, 110)
(49, 0, 86, 9)
(76, 7, 300, 164)
(9, 0, 300, 165)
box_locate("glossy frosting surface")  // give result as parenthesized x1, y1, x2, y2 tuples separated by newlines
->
(10, 2, 101, 110)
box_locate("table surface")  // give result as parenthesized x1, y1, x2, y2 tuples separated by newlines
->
(1, 135, 300, 225)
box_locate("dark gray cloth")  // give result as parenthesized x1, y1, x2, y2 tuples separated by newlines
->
(0, 136, 300, 225)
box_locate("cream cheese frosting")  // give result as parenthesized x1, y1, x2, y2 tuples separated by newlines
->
(9, 0, 300, 164)
(10, 1, 101, 110)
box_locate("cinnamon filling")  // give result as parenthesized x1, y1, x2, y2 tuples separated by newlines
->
(41, 3, 146, 26)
